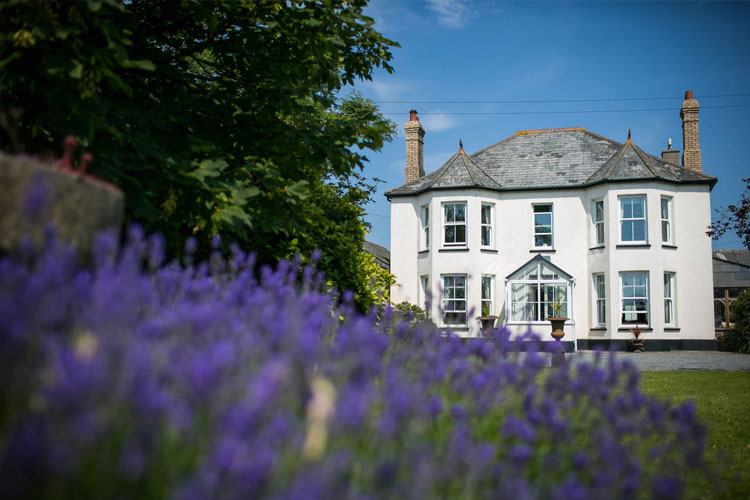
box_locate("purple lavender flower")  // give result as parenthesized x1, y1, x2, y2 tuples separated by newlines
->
(0, 225, 712, 499)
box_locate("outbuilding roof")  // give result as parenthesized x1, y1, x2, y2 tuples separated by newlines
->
(385, 128, 716, 198)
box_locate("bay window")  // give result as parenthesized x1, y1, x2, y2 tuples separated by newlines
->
(593, 274, 606, 326)
(420, 275, 430, 318)
(593, 200, 604, 246)
(664, 273, 675, 326)
(420, 204, 430, 250)
(442, 274, 466, 325)
(481, 203, 494, 248)
(661, 196, 673, 244)
(619, 195, 647, 243)
(620, 272, 649, 326)
(443, 202, 467, 246)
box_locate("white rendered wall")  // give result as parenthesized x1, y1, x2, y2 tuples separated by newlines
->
(388, 182, 714, 342)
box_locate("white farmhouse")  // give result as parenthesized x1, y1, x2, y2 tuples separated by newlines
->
(386, 91, 717, 350)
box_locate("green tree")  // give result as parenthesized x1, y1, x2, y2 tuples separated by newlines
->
(1, 0, 397, 310)
(709, 178, 750, 250)
(730, 290, 750, 354)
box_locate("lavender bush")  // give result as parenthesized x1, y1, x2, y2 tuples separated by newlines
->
(1, 229, 708, 499)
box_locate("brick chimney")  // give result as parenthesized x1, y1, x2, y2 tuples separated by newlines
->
(661, 137, 680, 165)
(680, 90, 702, 173)
(404, 110, 425, 183)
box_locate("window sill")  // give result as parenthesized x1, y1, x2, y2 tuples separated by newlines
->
(589, 327, 607, 331)
(481, 248, 498, 253)
(661, 244, 678, 250)
(418, 250, 429, 255)
(664, 327, 680, 331)
(616, 244, 650, 249)
(530, 248, 556, 253)
(618, 327, 653, 332)
(589, 245, 605, 251)
(439, 247, 469, 253)
(506, 320, 571, 325)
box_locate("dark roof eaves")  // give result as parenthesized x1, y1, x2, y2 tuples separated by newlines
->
(386, 175, 716, 198)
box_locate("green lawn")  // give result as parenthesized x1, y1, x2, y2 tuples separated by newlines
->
(640, 371, 750, 499)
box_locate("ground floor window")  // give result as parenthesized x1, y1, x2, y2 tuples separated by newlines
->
(664, 272, 675, 326)
(594, 274, 606, 326)
(621, 272, 649, 326)
(420, 275, 430, 318)
(481, 275, 494, 317)
(507, 258, 571, 322)
(442, 274, 466, 325)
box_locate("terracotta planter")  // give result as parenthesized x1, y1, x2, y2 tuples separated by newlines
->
(548, 317, 567, 340)
(477, 316, 498, 337)
(548, 317, 568, 367)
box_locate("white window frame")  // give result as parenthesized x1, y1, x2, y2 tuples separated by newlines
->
(419, 204, 430, 251)
(664, 272, 675, 326)
(481, 275, 494, 317)
(619, 195, 648, 244)
(441, 274, 467, 325)
(481, 203, 494, 248)
(532, 203, 553, 249)
(620, 271, 649, 327)
(661, 196, 673, 245)
(420, 275, 430, 318)
(507, 262, 571, 323)
(593, 273, 606, 327)
(592, 199, 605, 247)
(442, 202, 467, 247)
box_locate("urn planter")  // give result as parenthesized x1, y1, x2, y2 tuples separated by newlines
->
(548, 317, 568, 367)
(477, 316, 498, 337)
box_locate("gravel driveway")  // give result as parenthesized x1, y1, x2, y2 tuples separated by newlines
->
(570, 351, 750, 371)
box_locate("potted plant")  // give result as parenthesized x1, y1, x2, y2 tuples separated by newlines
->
(548, 294, 568, 341)
(477, 303, 498, 337)
(630, 326, 645, 352)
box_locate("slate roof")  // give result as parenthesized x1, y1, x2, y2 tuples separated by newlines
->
(713, 250, 750, 269)
(385, 128, 716, 197)
(386, 149, 501, 196)
(364, 240, 390, 271)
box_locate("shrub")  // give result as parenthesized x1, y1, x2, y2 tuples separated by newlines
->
(730, 290, 750, 353)
(0, 230, 710, 499)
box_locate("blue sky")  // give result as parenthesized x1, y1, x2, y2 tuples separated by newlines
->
(351, 0, 750, 251)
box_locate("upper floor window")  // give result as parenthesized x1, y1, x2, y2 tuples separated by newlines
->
(443, 202, 467, 246)
(619, 196, 647, 243)
(420, 204, 430, 250)
(481, 275, 494, 317)
(620, 271, 649, 326)
(481, 203, 494, 248)
(664, 272, 675, 326)
(593, 200, 604, 247)
(533, 203, 553, 249)
(442, 274, 466, 325)
(593, 273, 606, 326)
(661, 197, 673, 244)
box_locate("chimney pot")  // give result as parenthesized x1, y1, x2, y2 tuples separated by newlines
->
(685, 90, 694, 100)
(409, 109, 418, 122)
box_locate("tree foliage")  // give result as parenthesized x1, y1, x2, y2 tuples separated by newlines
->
(709, 178, 750, 250)
(730, 290, 750, 354)
(1, 0, 398, 310)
